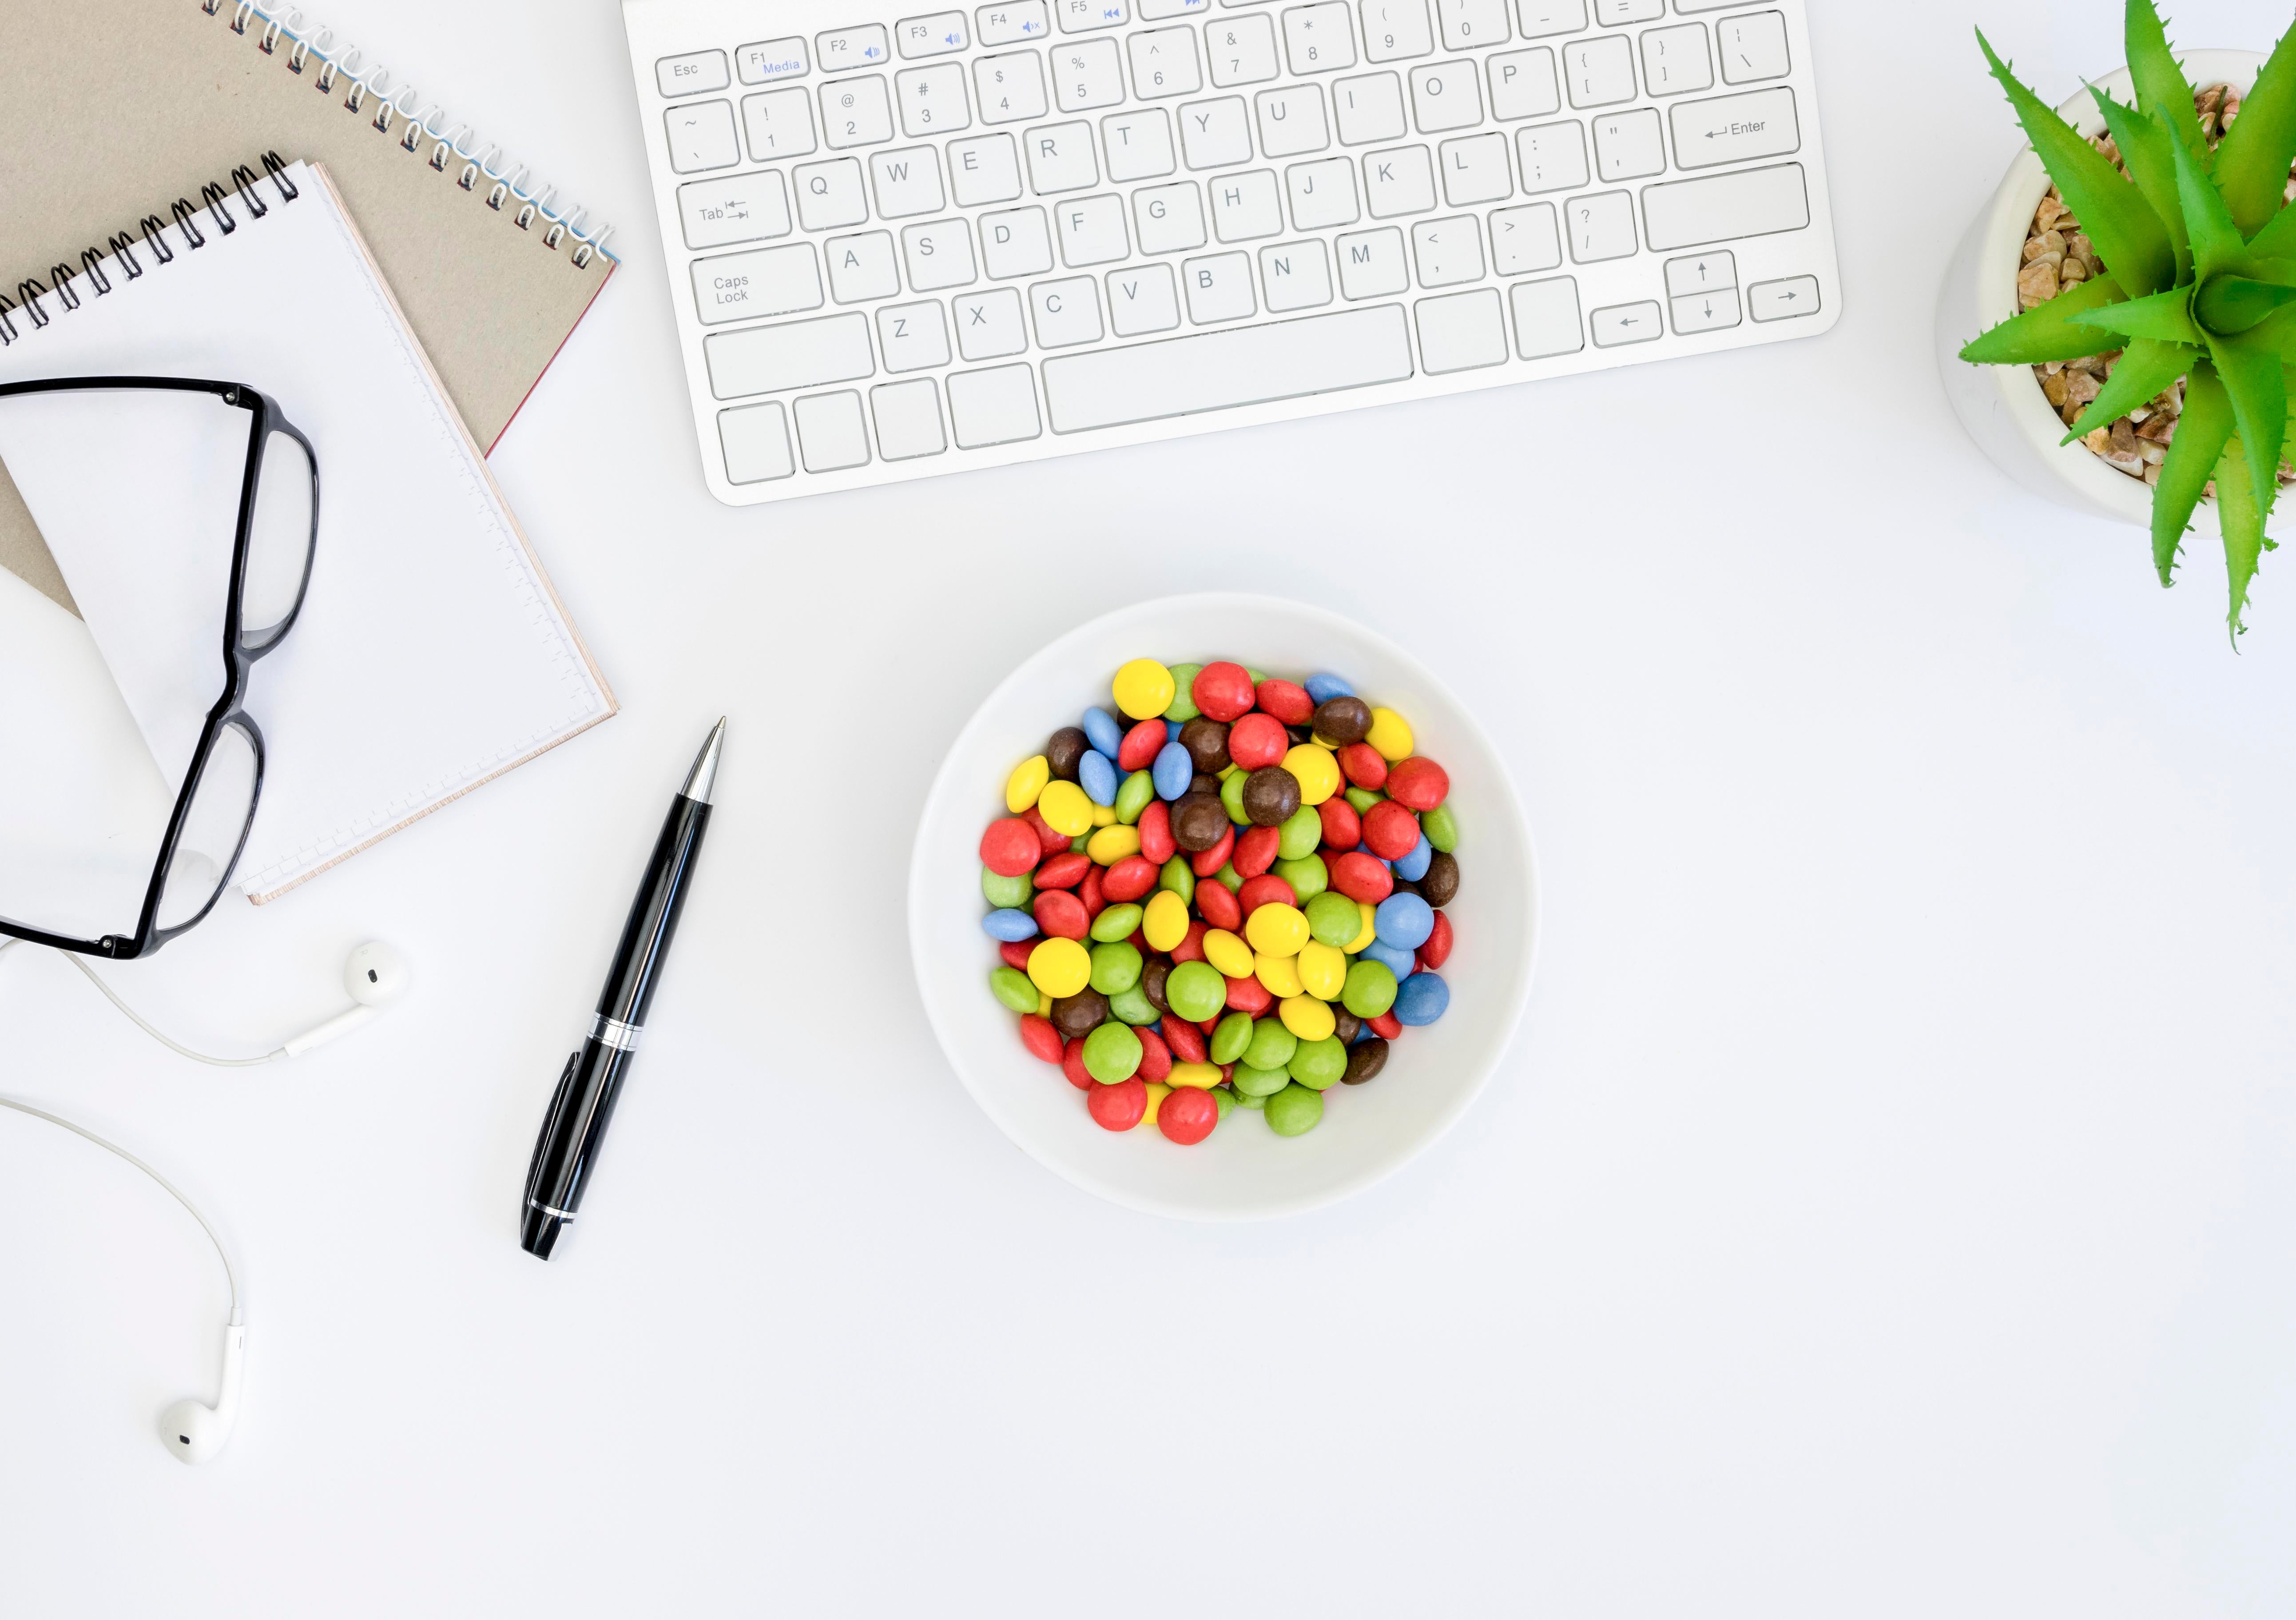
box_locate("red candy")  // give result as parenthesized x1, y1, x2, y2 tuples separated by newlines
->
(1136, 1026, 1173, 1082)
(1061, 1037, 1094, 1089)
(1235, 873, 1297, 916)
(1317, 798, 1361, 851)
(1192, 661, 1256, 723)
(1137, 801, 1175, 864)
(1088, 1076, 1148, 1130)
(1034, 850, 1090, 890)
(1227, 712, 1287, 770)
(1385, 757, 1450, 812)
(1254, 679, 1314, 725)
(1158, 1087, 1219, 1145)
(980, 817, 1041, 878)
(999, 939, 1036, 972)
(1021, 1015, 1064, 1064)
(1196, 881, 1242, 932)
(1169, 920, 1209, 964)
(1079, 863, 1107, 919)
(1225, 974, 1274, 1015)
(1101, 855, 1158, 902)
(1232, 824, 1281, 879)
(1188, 825, 1235, 877)
(1022, 805, 1070, 854)
(1034, 890, 1089, 940)
(1367, 1011, 1402, 1040)
(1117, 718, 1166, 771)
(1418, 910, 1453, 971)
(1361, 799, 1422, 861)
(1160, 1015, 1208, 1062)
(1337, 742, 1388, 790)
(1329, 850, 1394, 905)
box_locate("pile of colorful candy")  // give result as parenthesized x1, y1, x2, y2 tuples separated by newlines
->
(979, 658, 1459, 1144)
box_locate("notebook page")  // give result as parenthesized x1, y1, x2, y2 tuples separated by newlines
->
(0, 163, 614, 902)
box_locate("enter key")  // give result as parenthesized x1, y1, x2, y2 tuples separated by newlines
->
(1668, 86, 1798, 171)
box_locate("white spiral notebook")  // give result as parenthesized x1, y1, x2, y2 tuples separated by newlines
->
(0, 160, 615, 903)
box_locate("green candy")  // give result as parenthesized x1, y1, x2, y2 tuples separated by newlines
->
(1165, 960, 1227, 1022)
(1089, 939, 1142, 994)
(1273, 853, 1328, 901)
(1231, 1088, 1268, 1110)
(1342, 959, 1398, 1018)
(1304, 891, 1360, 948)
(1090, 903, 1144, 944)
(1070, 834, 1091, 853)
(982, 866, 1034, 908)
(1242, 1017, 1297, 1072)
(1343, 786, 1384, 815)
(1264, 1083, 1324, 1135)
(1232, 1063, 1290, 1097)
(1212, 1087, 1236, 1121)
(1163, 663, 1204, 722)
(1276, 805, 1323, 860)
(1420, 803, 1460, 853)
(1115, 769, 1155, 825)
(989, 965, 1039, 1013)
(1158, 856, 1196, 904)
(1210, 1011, 1255, 1065)
(1288, 1036, 1347, 1090)
(1246, 667, 1267, 683)
(1216, 862, 1243, 892)
(1220, 770, 1251, 825)
(1082, 1022, 1143, 1084)
(1108, 984, 1161, 1026)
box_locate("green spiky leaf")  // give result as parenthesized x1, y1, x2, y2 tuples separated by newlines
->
(2071, 284, 2203, 344)
(2154, 362, 2236, 583)
(2125, 0, 2208, 165)
(1961, 274, 2127, 362)
(2090, 88, 2192, 278)
(2059, 338, 2199, 441)
(2214, 435, 2269, 641)
(2248, 204, 2296, 260)
(2195, 274, 2296, 331)
(2172, 131, 2253, 281)
(2204, 324, 2288, 519)
(2211, 19, 2296, 234)
(1979, 30, 2175, 296)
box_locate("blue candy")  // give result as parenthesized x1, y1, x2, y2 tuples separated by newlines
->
(1079, 749, 1118, 806)
(1360, 937, 1418, 980)
(1374, 892, 1434, 950)
(1393, 971, 1449, 1026)
(1165, 719, 1183, 741)
(1394, 832, 1432, 881)
(1152, 740, 1195, 801)
(983, 908, 1040, 942)
(1348, 1021, 1374, 1044)
(1304, 673, 1355, 704)
(1082, 707, 1124, 758)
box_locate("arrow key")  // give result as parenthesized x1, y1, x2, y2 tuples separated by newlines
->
(1668, 286, 1741, 335)
(1589, 298, 1662, 348)
(1748, 274, 1819, 322)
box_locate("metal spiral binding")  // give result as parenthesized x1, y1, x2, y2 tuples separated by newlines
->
(14, 279, 52, 330)
(104, 234, 144, 279)
(0, 295, 15, 345)
(77, 249, 113, 297)
(46, 265, 82, 312)
(138, 216, 177, 265)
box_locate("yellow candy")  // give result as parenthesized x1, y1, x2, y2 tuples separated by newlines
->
(1112, 658, 1177, 720)
(1298, 940, 1347, 1001)
(1037, 779, 1093, 837)
(1365, 707, 1414, 761)
(1140, 1081, 1172, 1127)
(1005, 754, 1050, 814)
(1037, 991, 1053, 1017)
(1167, 1062, 1222, 1089)
(1091, 801, 1117, 827)
(1244, 901, 1309, 957)
(1344, 900, 1377, 954)
(1281, 742, 1340, 806)
(1142, 890, 1191, 952)
(1279, 995, 1337, 1042)
(1218, 763, 1239, 779)
(1255, 952, 1303, 998)
(1087, 824, 1140, 865)
(1202, 928, 1254, 979)
(1027, 937, 1092, 998)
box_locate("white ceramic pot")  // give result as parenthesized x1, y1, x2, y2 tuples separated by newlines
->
(1935, 50, 2266, 526)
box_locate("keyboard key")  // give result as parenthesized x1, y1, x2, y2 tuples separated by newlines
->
(871, 147, 948, 216)
(719, 401, 795, 482)
(818, 25, 891, 70)
(1180, 97, 1255, 167)
(899, 11, 972, 57)
(976, 52, 1050, 122)
(704, 311, 876, 397)
(1287, 156, 1360, 227)
(949, 132, 1025, 202)
(1129, 28, 1204, 98)
(1747, 274, 1819, 320)
(1363, 144, 1435, 217)
(1592, 0, 1659, 20)
(1410, 60, 1482, 133)
(665, 101, 740, 172)
(658, 51, 729, 97)
(1434, 0, 1509, 52)
(1284, 4, 1358, 73)
(1140, 0, 1214, 15)
(1336, 225, 1408, 296)
(794, 157, 869, 229)
(1716, 10, 1790, 82)
(1589, 298, 1660, 345)
(1256, 84, 1330, 156)
(1026, 121, 1101, 191)
(1668, 286, 1740, 333)
(878, 298, 954, 369)
(871, 378, 949, 458)
(949, 363, 1044, 444)
(1210, 169, 1285, 239)
(1056, 193, 1132, 263)
(1663, 250, 1733, 295)
(1561, 35, 1635, 107)
(1410, 215, 1483, 286)
(976, 1, 1052, 44)
(822, 76, 895, 147)
(1135, 180, 1208, 250)
(982, 206, 1057, 276)
(1488, 200, 1561, 273)
(1260, 238, 1333, 309)
(954, 286, 1030, 356)
(826, 230, 903, 301)
(1108, 262, 1184, 332)
(1031, 274, 1106, 344)
(1562, 189, 1635, 260)
(1104, 107, 1180, 177)
(1184, 250, 1258, 320)
(1438, 131, 1512, 205)
(1669, 86, 1798, 171)
(1053, 38, 1128, 111)
(796, 390, 872, 469)
(1640, 23, 1713, 96)
(1511, 0, 1583, 37)
(1359, 0, 1434, 62)
(1640, 162, 1807, 250)
(1514, 119, 1586, 192)
(743, 87, 819, 159)
(691, 242, 823, 324)
(737, 38, 810, 84)
(1592, 108, 1663, 181)
(1509, 274, 1581, 356)
(1415, 287, 1506, 372)
(1487, 48, 1559, 120)
(1207, 14, 1281, 85)
(903, 218, 980, 287)
(1057, 0, 1132, 32)
(1041, 303, 1412, 429)
(1334, 72, 1407, 144)
(896, 62, 973, 136)
(678, 172, 792, 249)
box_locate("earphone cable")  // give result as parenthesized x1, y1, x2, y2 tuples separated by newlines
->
(0, 939, 282, 1067)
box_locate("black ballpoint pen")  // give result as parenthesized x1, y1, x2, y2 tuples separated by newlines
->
(522, 718, 723, 1259)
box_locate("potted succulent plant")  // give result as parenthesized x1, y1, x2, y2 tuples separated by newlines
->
(1936, 0, 2296, 641)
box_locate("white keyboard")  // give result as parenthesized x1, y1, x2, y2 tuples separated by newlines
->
(622, 0, 1839, 505)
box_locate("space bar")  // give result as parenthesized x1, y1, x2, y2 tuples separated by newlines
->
(1041, 306, 1415, 434)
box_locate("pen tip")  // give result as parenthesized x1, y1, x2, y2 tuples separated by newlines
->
(682, 716, 727, 805)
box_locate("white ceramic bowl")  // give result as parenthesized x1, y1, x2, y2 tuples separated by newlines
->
(908, 593, 1540, 1221)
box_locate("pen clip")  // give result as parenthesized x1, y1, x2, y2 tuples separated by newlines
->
(526, 1049, 582, 1203)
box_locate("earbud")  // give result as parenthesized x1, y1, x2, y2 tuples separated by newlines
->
(159, 1320, 243, 1464)
(278, 941, 410, 1058)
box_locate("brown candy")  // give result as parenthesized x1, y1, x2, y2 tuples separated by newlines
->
(1051, 989, 1110, 1039)
(1342, 1037, 1389, 1085)
(1190, 772, 1223, 798)
(1179, 717, 1231, 773)
(1045, 727, 1088, 782)
(1422, 851, 1458, 908)
(1314, 695, 1372, 745)
(1240, 766, 1301, 827)
(1390, 878, 1423, 901)
(1332, 1007, 1362, 1045)
(1140, 956, 1172, 1016)
(1170, 793, 1231, 852)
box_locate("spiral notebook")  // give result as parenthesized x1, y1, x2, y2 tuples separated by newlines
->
(0, 161, 616, 903)
(0, 0, 617, 617)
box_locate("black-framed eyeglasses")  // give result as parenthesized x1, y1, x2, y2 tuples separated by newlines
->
(0, 377, 318, 960)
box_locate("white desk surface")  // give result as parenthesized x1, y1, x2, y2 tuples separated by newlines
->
(6, 1, 2293, 1613)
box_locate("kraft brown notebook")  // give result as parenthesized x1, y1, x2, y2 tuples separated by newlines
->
(0, 0, 617, 614)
